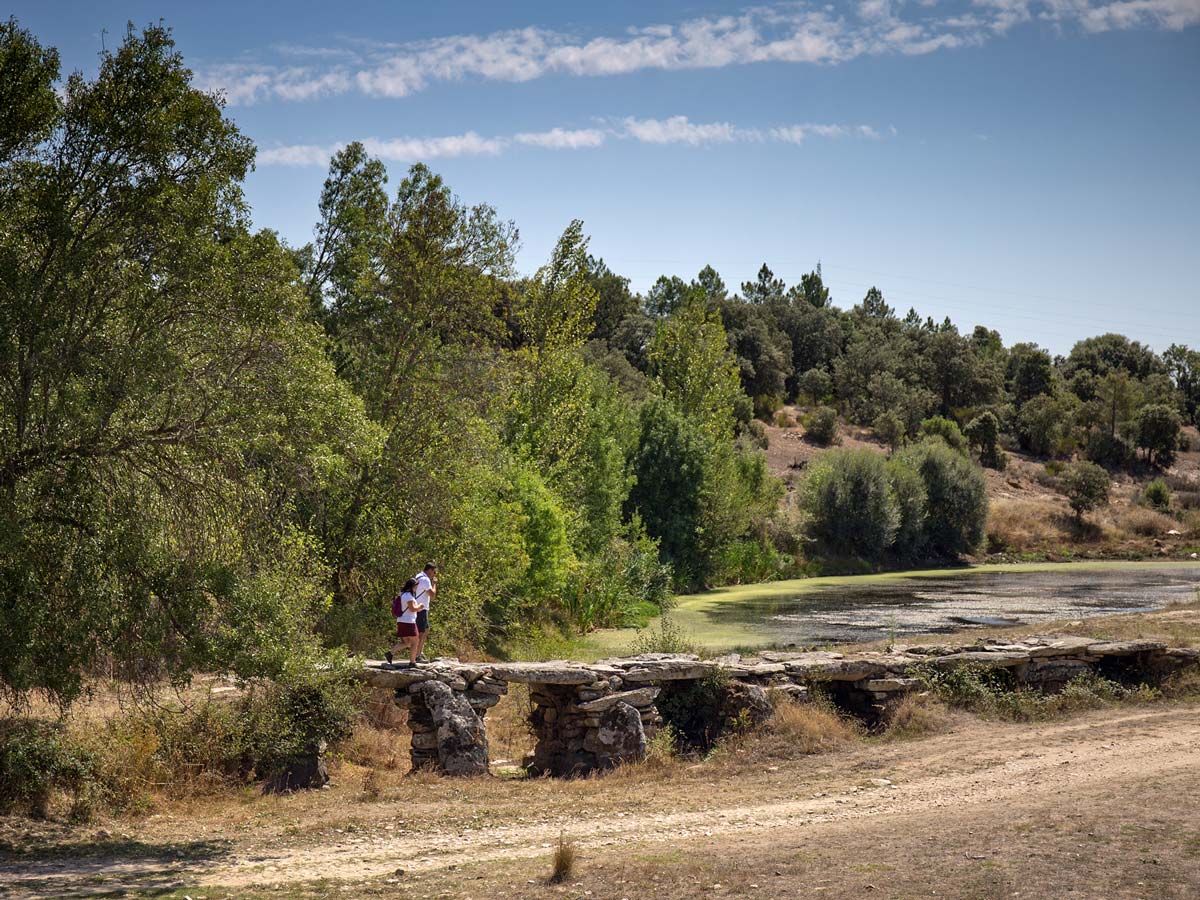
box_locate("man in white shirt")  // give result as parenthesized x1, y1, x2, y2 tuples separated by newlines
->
(413, 563, 437, 662)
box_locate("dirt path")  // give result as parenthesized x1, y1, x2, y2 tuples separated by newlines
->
(4, 704, 1199, 898)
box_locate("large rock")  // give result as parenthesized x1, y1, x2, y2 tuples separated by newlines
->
(411, 680, 489, 776)
(263, 745, 329, 793)
(485, 662, 597, 684)
(582, 701, 646, 764)
(720, 681, 773, 730)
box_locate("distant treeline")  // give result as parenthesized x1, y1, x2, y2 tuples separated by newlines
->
(2, 23, 1196, 708)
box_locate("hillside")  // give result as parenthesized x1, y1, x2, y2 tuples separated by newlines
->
(763, 406, 1200, 563)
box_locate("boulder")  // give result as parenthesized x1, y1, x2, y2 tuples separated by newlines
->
(411, 680, 489, 776)
(263, 746, 328, 793)
(581, 701, 646, 764)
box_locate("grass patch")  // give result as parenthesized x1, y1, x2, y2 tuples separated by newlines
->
(880, 693, 954, 739)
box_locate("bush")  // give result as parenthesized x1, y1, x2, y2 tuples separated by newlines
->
(630, 617, 699, 656)
(802, 449, 898, 557)
(873, 409, 906, 451)
(0, 720, 97, 818)
(918, 416, 967, 453)
(1085, 430, 1132, 468)
(1061, 460, 1110, 521)
(1133, 404, 1181, 468)
(805, 406, 840, 446)
(886, 456, 929, 559)
(1143, 478, 1171, 510)
(896, 440, 988, 557)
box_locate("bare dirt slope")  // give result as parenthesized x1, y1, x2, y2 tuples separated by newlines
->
(4, 702, 1199, 899)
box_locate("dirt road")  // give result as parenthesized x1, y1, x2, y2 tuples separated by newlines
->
(4, 703, 1199, 899)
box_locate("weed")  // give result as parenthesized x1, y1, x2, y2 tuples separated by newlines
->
(549, 833, 576, 884)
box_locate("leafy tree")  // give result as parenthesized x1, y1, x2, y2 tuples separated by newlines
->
(644, 274, 693, 318)
(886, 457, 929, 558)
(1006, 343, 1054, 408)
(1143, 478, 1170, 510)
(1061, 461, 1110, 522)
(1132, 404, 1181, 468)
(1015, 393, 1080, 457)
(896, 441, 988, 557)
(964, 411, 1006, 470)
(802, 450, 899, 557)
(1064, 333, 1165, 382)
(585, 256, 638, 342)
(798, 367, 833, 403)
(1164, 343, 1200, 425)
(0, 24, 370, 704)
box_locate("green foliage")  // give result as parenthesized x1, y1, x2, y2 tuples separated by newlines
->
(886, 457, 929, 559)
(1061, 460, 1111, 521)
(806, 406, 841, 446)
(918, 416, 968, 453)
(0, 719, 97, 817)
(964, 411, 1007, 470)
(1132, 404, 1181, 468)
(803, 450, 899, 557)
(873, 410, 907, 452)
(798, 367, 833, 403)
(896, 440, 988, 557)
(1142, 478, 1171, 511)
(1016, 392, 1080, 457)
(630, 616, 701, 656)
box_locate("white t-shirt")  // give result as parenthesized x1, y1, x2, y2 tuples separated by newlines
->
(414, 572, 435, 609)
(397, 591, 420, 624)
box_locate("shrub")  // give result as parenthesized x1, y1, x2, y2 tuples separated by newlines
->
(753, 393, 783, 421)
(0, 720, 97, 818)
(1061, 460, 1110, 521)
(873, 409, 906, 452)
(1143, 478, 1171, 510)
(1119, 507, 1178, 537)
(896, 440, 988, 557)
(918, 416, 967, 453)
(805, 406, 841, 446)
(802, 449, 898, 557)
(886, 456, 928, 559)
(1016, 393, 1079, 457)
(1085, 430, 1132, 468)
(763, 697, 861, 755)
(630, 617, 699, 656)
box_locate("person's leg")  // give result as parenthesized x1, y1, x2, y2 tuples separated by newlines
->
(405, 635, 419, 665)
(416, 609, 429, 660)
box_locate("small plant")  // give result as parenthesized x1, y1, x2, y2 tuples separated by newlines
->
(630, 617, 699, 656)
(1143, 478, 1171, 510)
(549, 833, 576, 884)
(360, 768, 382, 801)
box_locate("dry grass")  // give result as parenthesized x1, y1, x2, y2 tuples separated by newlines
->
(1118, 506, 1182, 537)
(338, 716, 407, 771)
(549, 833, 576, 884)
(881, 693, 954, 740)
(755, 698, 862, 756)
(986, 498, 1074, 552)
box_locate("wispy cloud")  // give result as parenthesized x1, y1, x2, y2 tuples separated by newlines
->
(197, 2, 1200, 106)
(257, 117, 889, 166)
(513, 127, 607, 149)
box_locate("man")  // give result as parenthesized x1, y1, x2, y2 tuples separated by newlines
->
(412, 563, 437, 662)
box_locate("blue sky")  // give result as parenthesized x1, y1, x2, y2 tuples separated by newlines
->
(17, 1, 1200, 354)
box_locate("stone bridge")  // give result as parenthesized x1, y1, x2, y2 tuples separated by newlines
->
(358, 636, 1198, 777)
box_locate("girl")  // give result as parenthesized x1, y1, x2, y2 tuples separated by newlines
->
(385, 578, 424, 667)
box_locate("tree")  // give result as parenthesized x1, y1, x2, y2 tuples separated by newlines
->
(964, 411, 1006, 470)
(1061, 461, 1110, 522)
(1006, 343, 1054, 408)
(585, 256, 638, 342)
(896, 441, 988, 557)
(0, 23, 370, 704)
(874, 410, 907, 452)
(802, 450, 899, 558)
(1164, 344, 1200, 425)
(741, 264, 786, 306)
(1132, 404, 1181, 468)
(1016, 393, 1080, 457)
(806, 407, 841, 446)
(919, 416, 968, 453)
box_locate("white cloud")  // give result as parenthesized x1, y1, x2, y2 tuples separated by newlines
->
(514, 127, 607, 149)
(199, 3, 1200, 106)
(622, 115, 753, 145)
(255, 117, 890, 167)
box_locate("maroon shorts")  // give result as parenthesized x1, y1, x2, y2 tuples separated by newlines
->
(396, 621, 418, 638)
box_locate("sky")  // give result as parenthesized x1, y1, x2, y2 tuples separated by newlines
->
(15, 1, 1200, 355)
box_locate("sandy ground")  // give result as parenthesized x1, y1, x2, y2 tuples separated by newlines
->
(3, 701, 1199, 899)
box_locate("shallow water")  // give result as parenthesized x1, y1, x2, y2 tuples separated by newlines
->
(696, 563, 1200, 646)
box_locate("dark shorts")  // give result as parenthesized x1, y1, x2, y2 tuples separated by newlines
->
(416, 609, 429, 634)
(396, 621, 418, 638)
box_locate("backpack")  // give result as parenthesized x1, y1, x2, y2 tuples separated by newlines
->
(391, 593, 405, 618)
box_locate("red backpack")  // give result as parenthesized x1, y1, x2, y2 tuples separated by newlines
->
(390, 592, 405, 617)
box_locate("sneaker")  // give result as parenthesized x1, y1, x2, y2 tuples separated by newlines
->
(385, 650, 393, 665)
(415, 655, 428, 663)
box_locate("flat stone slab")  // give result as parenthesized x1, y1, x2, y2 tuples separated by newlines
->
(576, 687, 661, 713)
(1086, 639, 1168, 656)
(930, 650, 1030, 669)
(619, 660, 719, 682)
(485, 662, 598, 684)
